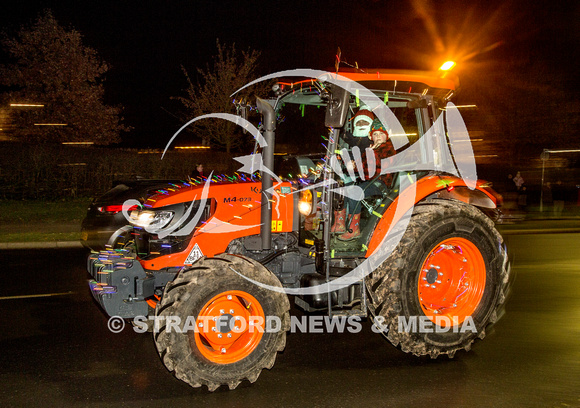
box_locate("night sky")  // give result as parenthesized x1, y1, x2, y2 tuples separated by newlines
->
(1, 0, 578, 149)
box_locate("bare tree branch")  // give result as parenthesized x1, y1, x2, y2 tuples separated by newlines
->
(173, 39, 267, 153)
(0, 10, 130, 145)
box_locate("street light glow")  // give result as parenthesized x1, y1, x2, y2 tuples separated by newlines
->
(439, 61, 456, 71)
(440, 105, 478, 110)
(175, 146, 211, 149)
(544, 149, 580, 154)
(10, 103, 44, 107)
(390, 133, 418, 137)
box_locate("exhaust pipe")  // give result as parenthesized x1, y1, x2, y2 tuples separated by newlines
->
(256, 97, 275, 250)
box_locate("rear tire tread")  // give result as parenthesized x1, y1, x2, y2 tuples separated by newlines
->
(366, 199, 510, 357)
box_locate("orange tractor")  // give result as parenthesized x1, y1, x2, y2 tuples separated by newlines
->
(87, 68, 510, 391)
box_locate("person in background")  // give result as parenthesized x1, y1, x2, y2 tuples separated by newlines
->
(513, 171, 524, 191)
(542, 182, 553, 213)
(552, 180, 565, 218)
(517, 186, 528, 211)
(192, 163, 204, 178)
(506, 173, 516, 192)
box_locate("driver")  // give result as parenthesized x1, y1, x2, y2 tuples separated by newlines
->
(330, 106, 376, 233)
(335, 118, 396, 241)
(342, 105, 375, 150)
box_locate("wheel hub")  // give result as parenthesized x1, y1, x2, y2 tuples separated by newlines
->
(418, 238, 486, 325)
(216, 314, 234, 333)
(425, 268, 439, 284)
(193, 290, 265, 364)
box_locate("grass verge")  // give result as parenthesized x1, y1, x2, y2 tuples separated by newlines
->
(0, 232, 81, 243)
(0, 198, 91, 224)
(0, 198, 90, 242)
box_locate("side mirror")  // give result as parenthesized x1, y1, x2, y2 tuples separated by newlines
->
(325, 85, 350, 128)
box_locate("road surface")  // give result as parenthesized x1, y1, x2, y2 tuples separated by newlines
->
(0, 232, 578, 407)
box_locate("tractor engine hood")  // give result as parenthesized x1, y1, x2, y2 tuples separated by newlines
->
(126, 174, 296, 270)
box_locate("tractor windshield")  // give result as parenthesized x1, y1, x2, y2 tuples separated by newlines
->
(273, 85, 432, 161)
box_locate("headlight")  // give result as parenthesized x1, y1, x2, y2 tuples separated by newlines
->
(298, 190, 313, 216)
(130, 210, 174, 231)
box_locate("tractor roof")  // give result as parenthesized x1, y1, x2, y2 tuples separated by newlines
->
(277, 68, 459, 101)
(336, 68, 458, 91)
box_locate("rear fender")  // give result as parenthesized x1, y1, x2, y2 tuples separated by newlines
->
(426, 186, 498, 209)
(365, 174, 499, 257)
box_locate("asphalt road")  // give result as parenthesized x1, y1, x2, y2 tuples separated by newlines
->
(0, 232, 579, 407)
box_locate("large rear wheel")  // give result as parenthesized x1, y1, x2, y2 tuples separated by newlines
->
(367, 199, 510, 358)
(154, 254, 290, 391)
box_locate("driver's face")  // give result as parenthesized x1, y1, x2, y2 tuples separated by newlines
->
(355, 119, 370, 127)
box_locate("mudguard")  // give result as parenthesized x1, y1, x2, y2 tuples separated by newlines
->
(365, 174, 500, 256)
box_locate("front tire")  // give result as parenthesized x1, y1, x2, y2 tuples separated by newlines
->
(154, 254, 290, 391)
(367, 199, 510, 358)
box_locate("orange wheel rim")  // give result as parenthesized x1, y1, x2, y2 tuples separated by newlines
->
(193, 290, 265, 364)
(418, 237, 486, 326)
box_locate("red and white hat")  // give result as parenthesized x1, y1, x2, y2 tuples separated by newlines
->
(352, 106, 375, 137)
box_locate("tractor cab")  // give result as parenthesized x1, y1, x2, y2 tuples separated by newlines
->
(267, 69, 462, 256)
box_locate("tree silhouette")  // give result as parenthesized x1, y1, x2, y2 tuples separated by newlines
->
(0, 10, 129, 144)
(174, 40, 266, 153)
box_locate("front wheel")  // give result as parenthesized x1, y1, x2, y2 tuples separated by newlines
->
(367, 199, 510, 358)
(154, 254, 290, 391)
